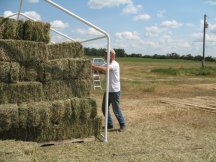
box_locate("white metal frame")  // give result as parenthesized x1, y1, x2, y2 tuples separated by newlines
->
(9, 0, 111, 143)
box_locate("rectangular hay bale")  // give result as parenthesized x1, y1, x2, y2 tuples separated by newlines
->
(0, 17, 24, 40)
(47, 42, 83, 60)
(23, 20, 50, 43)
(0, 39, 48, 62)
(0, 82, 44, 104)
(0, 104, 19, 132)
(0, 61, 20, 83)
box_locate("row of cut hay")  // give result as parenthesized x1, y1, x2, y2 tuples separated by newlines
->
(0, 17, 50, 43)
(0, 98, 101, 142)
(0, 82, 44, 104)
(0, 79, 91, 104)
(0, 40, 84, 63)
(43, 79, 91, 100)
(0, 58, 91, 83)
(38, 58, 92, 82)
(47, 42, 83, 59)
(0, 39, 48, 63)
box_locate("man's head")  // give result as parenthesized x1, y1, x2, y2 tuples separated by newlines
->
(104, 48, 116, 62)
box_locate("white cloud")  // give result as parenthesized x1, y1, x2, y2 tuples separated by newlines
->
(208, 22, 216, 34)
(76, 27, 102, 36)
(23, 11, 41, 20)
(205, 0, 216, 5)
(122, 3, 142, 14)
(133, 13, 151, 21)
(178, 42, 191, 48)
(3, 11, 16, 18)
(160, 20, 182, 28)
(28, 0, 39, 3)
(115, 31, 141, 40)
(51, 20, 69, 29)
(157, 10, 166, 18)
(88, 0, 132, 9)
(145, 26, 164, 36)
(3, 10, 41, 21)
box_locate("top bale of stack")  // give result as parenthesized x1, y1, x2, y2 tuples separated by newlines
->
(0, 17, 50, 43)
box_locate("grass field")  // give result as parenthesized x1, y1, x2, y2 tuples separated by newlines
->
(1, 58, 216, 162)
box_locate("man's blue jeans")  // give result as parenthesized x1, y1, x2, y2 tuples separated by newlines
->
(102, 91, 125, 127)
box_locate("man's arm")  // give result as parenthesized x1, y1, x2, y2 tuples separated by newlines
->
(92, 64, 113, 73)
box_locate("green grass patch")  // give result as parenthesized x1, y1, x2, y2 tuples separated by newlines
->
(151, 66, 216, 76)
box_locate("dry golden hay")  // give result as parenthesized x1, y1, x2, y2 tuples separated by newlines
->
(0, 39, 48, 63)
(0, 17, 50, 43)
(0, 98, 101, 142)
(0, 82, 44, 104)
(47, 42, 84, 60)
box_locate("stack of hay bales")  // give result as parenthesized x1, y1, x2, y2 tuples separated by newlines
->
(0, 17, 101, 142)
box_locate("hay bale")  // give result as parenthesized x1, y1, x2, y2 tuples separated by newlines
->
(0, 61, 20, 83)
(0, 82, 44, 104)
(70, 79, 91, 97)
(0, 17, 24, 40)
(0, 97, 101, 141)
(43, 81, 72, 101)
(9, 62, 20, 83)
(42, 59, 70, 82)
(19, 62, 43, 82)
(0, 104, 19, 132)
(0, 61, 10, 82)
(0, 39, 48, 63)
(23, 20, 50, 43)
(43, 79, 91, 100)
(47, 42, 83, 60)
(68, 58, 91, 79)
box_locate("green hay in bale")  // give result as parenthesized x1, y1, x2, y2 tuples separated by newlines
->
(0, 82, 44, 104)
(0, 97, 101, 141)
(0, 17, 24, 40)
(0, 104, 18, 133)
(9, 62, 20, 83)
(47, 42, 83, 60)
(0, 61, 10, 82)
(43, 79, 91, 100)
(70, 79, 91, 97)
(0, 39, 48, 63)
(68, 58, 91, 80)
(23, 20, 50, 43)
(0, 61, 20, 83)
(80, 97, 97, 119)
(43, 80, 72, 101)
(43, 59, 70, 81)
(2, 18, 17, 39)
(50, 99, 71, 125)
(19, 61, 43, 82)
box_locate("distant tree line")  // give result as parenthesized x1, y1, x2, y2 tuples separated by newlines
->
(84, 48, 216, 62)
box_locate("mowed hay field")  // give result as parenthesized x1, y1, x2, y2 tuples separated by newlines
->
(1, 58, 216, 162)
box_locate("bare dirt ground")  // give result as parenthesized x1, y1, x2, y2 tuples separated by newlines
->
(1, 74, 216, 161)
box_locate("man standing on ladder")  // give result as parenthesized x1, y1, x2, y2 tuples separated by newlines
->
(92, 48, 126, 132)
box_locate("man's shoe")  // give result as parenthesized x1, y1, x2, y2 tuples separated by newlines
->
(102, 125, 113, 130)
(119, 126, 126, 132)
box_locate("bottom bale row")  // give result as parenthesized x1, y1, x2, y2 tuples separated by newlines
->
(0, 97, 102, 142)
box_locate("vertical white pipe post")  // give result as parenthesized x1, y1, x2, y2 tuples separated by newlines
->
(17, 0, 23, 20)
(104, 38, 110, 143)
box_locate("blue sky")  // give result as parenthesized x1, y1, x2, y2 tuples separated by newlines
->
(0, 0, 216, 57)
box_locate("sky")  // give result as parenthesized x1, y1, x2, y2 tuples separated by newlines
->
(0, 0, 216, 57)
